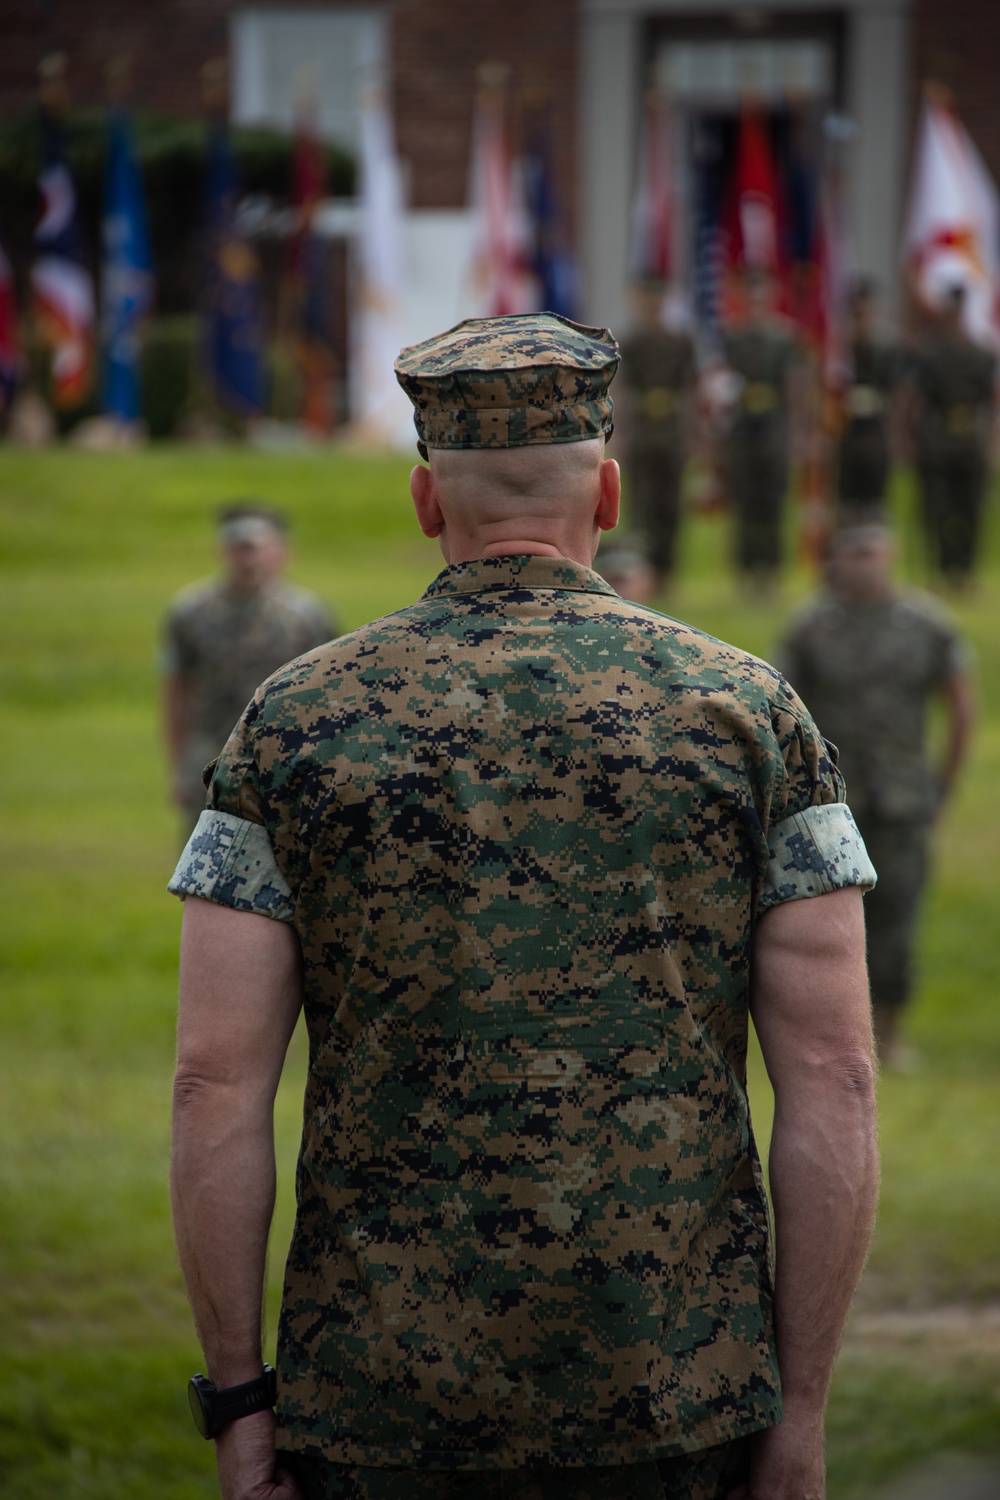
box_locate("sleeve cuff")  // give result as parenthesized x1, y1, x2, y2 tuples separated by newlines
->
(167, 809, 295, 922)
(759, 803, 877, 914)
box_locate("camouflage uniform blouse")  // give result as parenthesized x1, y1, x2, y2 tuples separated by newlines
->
(161, 577, 336, 808)
(777, 588, 968, 822)
(170, 555, 873, 1471)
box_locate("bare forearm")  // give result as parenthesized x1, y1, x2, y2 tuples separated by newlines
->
(940, 672, 976, 798)
(747, 888, 878, 1498)
(171, 1077, 277, 1387)
(768, 1069, 878, 1415)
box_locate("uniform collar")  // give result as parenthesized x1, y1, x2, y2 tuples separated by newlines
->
(421, 554, 619, 600)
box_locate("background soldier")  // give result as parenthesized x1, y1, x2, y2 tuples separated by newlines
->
(169, 313, 878, 1500)
(836, 278, 900, 516)
(618, 279, 697, 592)
(777, 522, 975, 1068)
(723, 272, 799, 591)
(160, 502, 336, 838)
(594, 535, 658, 604)
(908, 284, 997, 585)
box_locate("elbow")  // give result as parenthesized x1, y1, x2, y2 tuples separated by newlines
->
(172, 1062, 231, 1118)
(832, 1050, 877, 1103)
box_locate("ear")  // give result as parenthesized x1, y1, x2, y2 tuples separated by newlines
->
(410, 464, 444, 538)
(595, 458, 621, 533)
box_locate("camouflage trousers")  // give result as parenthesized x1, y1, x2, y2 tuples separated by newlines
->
(917, 445, 989, 579)
(628, 440, 685, 577)
(727, 436, 788, 575)
(837, 427, 889, 511)
(278, 1435, 752, 1500)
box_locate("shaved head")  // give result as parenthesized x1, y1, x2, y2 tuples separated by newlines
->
(429, 438, 605, 505)
(410, 438, 620, 566)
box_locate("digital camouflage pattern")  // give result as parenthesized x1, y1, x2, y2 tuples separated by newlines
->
(776, 588, 967, 823)
(279, 1431, 752, 1499)
(161, 577, 336, 811)
(170, 555, 873, 1471)
(394, 314, 618, 459)
(619, 327, 697, 577)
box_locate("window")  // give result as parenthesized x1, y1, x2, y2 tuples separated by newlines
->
(230, 7, 388, 147)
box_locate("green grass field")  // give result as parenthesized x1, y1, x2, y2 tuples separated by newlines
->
(2, 447, 998, 1498)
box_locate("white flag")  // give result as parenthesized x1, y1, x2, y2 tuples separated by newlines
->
(354, 87, 412, 446)
(903, 91, 1000, 347)
(465, 91, 535, 318)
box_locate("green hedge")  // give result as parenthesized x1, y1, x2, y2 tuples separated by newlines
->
(0, 111, 356, 315)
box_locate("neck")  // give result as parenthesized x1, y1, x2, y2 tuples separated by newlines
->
(441, 519, 600, 569)
(226, 576, 270, 597)
(839, 582, 894, 606)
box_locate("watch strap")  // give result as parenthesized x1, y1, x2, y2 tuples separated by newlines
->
(190, 1364, 277, 1439)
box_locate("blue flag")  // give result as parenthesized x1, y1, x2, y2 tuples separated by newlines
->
(522, 131, 577, 319)
(102, 109, 153, 422)
(203, 124, 265, 416)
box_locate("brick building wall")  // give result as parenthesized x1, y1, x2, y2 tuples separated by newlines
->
(911, 0, 1000, 182)
(0, 0, 580, 223)
(392, 0, 578, 220)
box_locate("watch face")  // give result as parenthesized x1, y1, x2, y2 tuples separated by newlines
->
(188, 1375, 214, 1439)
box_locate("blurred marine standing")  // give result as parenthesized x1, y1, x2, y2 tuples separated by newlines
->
(160, 503, 336, 837)
(778, 523, 975, 1066)
(619, 279, 697, 591)
(836, 279, 900, 516)
(908, 285, 997, 585)
(723, 273, 798, 588)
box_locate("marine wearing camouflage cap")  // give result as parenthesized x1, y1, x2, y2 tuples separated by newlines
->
(394, 312, 619, 459)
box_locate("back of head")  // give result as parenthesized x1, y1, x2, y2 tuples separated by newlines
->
(428, 438, 605, 517)
(395, 314, 622, 560)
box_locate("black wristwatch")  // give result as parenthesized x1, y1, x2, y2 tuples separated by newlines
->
(188, 1365, 277, 1439)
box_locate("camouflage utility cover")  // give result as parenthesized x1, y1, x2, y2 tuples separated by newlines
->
(777, 587, 968, 821)
(170, 555, 873, 1470)
(160, 578, 336, 809)
(394, 314, 619, 458)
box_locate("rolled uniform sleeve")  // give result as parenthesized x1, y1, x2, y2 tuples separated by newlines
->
(167, 693, 295, 923)
(759, 676, 877, 913)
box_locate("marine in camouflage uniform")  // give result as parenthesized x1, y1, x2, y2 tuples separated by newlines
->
(908, 287, 997, 583)
(160, 504, 336, 836)
(169, 314, 878, 1500)
(722, 282, 798, 584)
(777, 523, 974, 1065)
(836, 282, 900, 516)
(619, 282, 697, 587)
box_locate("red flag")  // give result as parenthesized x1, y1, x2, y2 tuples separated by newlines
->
(723, 106, 786, 318)
(287, 109, 337, 433)
(629, 90, 675, 282)
(0, 239, 23, 411)
(467, 83, 533, 317)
